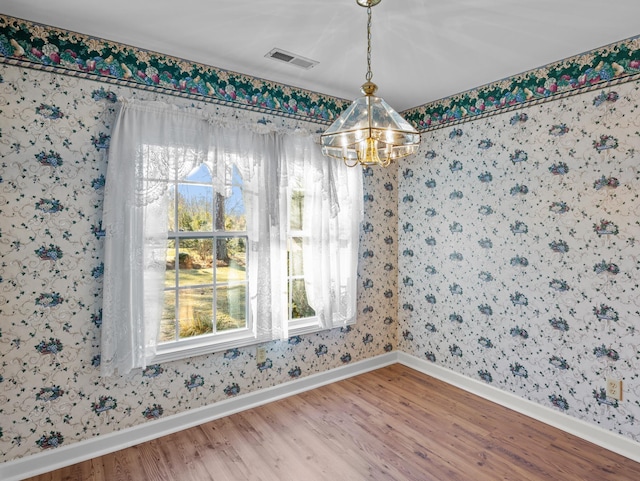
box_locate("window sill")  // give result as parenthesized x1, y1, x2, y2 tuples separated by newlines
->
(153, 328, 260, 364)
(151, 317, 344, 364)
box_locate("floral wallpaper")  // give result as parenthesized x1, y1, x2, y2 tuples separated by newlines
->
(0, 64, 397, 462)
(1, 10, 639, 469)
(398, 78, 640, 441)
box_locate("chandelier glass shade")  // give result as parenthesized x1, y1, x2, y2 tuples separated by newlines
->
(320, 0, 420, 167)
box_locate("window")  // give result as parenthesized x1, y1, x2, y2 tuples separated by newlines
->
(101, 100, 362, 376)
(160, 163, 250, 347)
(156, 161, 322, 357)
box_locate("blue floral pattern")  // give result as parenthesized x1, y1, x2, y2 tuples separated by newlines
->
(0, 13, 638, 464)
(399, 78, 640, 444)
(0, 63, 397, 462)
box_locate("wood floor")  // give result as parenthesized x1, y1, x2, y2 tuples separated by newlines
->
(24, 364, 640, 481)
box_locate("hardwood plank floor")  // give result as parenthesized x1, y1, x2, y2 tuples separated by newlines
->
(23, 364, 640, 481)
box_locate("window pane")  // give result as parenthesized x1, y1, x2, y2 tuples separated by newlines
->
(186, 163, 212, 183)
(215, 237, 247, 282)
(166, 239, 177, 277)
(218, 166, 245, 231)
(178, 239, 213, 286)
(177, 183, 213, 232)
(216, 284, 247, 331)
(289, 237, 304, 277)
(167, 185, 176, 232)
(290, 190, 304, 230)
(159, 290, 177, 343)
(190, 238, 214, 270)
(178, 287, 213, 338)
(290, 279, 315, 319)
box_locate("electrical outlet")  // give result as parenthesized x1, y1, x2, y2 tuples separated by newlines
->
(606, 379, 623, 401)
(256, 346, 267, 364)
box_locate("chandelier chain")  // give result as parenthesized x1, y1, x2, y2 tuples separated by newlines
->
(320, 0, 420, 167)
(366, 5, 372, 81)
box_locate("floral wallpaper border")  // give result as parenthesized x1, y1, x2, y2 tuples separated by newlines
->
(1, 15, 638, 132)
(404, 37, 640, 131)
(0, 14, 349, 125)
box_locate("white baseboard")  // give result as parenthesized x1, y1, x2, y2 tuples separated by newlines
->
(0, 353, 397, 481)
(3, 352, 639, 480)
(397, 352, 640, 464)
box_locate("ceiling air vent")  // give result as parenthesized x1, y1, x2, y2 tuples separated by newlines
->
(265, 48, 318, 70)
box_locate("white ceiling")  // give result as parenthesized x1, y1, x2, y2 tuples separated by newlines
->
(2, 0, 639, 111)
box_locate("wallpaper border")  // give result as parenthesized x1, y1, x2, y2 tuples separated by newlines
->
(0, 14, 349, 126)
(404, 36, 640, 132)
(0, 14, 638, 131)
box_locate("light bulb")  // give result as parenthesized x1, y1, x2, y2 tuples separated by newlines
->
(385, 128, 394, 144)
(358, 137, 382, 165)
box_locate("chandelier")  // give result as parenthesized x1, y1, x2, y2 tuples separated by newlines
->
(320, 0, 421, 167)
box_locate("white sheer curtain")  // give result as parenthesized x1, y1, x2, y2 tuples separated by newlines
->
(101, 99, 362, 377)
(101, 100, 234, 376)
(290, 138, 363, 328)
(215, 131, 290, 342)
